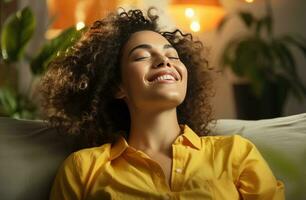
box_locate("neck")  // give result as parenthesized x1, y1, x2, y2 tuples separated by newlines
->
(127, 108, 181, 154)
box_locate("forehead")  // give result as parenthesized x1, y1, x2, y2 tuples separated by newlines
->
(122, 31, 171, 52)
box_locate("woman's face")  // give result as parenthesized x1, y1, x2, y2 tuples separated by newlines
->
(118, 30, 188, 112)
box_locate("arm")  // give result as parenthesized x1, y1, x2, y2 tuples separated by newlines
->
(49, 153, 84, 200)
(235, 136, 285, 200)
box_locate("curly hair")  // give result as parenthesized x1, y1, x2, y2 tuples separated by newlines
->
(39, 8, 214, 147)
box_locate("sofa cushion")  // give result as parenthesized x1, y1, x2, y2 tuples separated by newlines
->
(0, 117, 78, 200)
(209, 113, 306, 199)
(0, 114, 305, 200)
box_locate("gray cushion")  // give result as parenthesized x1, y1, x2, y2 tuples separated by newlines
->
(210, 113, 306, 163)
(1, 114, 305, 200)
(0, 117, 78, 200)
(209, 113, 306, 200)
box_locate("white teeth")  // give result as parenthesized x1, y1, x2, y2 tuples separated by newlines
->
(153, 74, 176, 82)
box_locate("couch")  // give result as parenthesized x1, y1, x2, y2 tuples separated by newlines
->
(0, 113, 305, 200)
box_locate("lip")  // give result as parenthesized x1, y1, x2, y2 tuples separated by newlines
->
(147, 70, 180, 83)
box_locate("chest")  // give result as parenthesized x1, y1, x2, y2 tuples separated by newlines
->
(88, 152, 240, 200)
(147, 152, 173, 186)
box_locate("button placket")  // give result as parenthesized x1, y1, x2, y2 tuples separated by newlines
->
(175, 168, 183, 173)
(171, 145, 187, 191)
(143, 157, 171, 192)
(126, 148, 170, 192)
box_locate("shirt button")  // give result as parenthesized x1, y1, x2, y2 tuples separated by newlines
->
(175, 168, 183, 173)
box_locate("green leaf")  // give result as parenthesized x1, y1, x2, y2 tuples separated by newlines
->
(0, 87, 17, 115)
(238, 11, 255, 29)
(0, 87, 38, 119)
(281, 35, 306, 56)
(273, 40, 297, 76)
(15, 93, 37, 119)
(270, 40, 306, 100)
(1, 7, 36, 62)
(222, 36, 277, 96)
(30, 26, 85, 75)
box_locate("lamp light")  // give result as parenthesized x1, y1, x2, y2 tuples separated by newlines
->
(46, 0, 117, 38)
(169, 0, 225, 33)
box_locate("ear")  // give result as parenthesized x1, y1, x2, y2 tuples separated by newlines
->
(114, 85, 126, 99)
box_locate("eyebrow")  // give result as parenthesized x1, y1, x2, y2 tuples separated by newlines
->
(128, 44, 175, 57)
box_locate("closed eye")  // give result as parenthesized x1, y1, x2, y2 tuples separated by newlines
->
(168, 56, 179, 60)
(134, 56, 150, 61)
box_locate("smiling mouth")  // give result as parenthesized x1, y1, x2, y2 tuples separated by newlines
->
(148, 72, 180, 84)
(148, 74, 179, 84)
(153, 74, 176, 82)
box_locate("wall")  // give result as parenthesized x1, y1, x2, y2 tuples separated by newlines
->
(142, 0, 306, 119)
(14, 0, 306, 119)
(214, 0, 306, 118)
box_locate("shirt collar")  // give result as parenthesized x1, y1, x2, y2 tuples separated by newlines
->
(109, 124, 201, 161)
(177, 124, 202, 150)
(109, 136, 129, 161)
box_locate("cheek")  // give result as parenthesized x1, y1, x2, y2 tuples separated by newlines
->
(180, 64, 188, 97)
(180, 64, 188, 84)
(121, 64, 146, 89)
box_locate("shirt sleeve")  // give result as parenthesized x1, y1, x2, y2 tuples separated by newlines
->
(49, 153, 83, 200)
(235, 136, 285, 200)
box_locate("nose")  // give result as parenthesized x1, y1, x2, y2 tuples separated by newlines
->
(155, 55, 171, 68)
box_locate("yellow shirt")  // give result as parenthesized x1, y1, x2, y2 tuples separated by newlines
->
(50, 125, 285, 200)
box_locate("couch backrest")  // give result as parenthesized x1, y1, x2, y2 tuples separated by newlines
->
(211, 113, 306, 163)
(0, 117, 77, 200)
(0, 114, 305, 200)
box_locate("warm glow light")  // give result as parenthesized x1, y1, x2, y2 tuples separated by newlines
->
(47, 0, 117, 30)
(170, 0, 224, 33)
(190, 21, 200, 32)
(185, 8, 194, 18)
(245, 0, 254, 3)
(76, 21, 85, 30)
(170, 5, 225, 33)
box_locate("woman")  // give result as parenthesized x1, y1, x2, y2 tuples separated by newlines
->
(40, 8, 284, 200)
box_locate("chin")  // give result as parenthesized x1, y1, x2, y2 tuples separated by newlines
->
(147, 93, 185, 108)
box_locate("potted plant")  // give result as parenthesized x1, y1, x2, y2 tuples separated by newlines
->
(217, 0, 306, 119)
(0, 6, 84, 119)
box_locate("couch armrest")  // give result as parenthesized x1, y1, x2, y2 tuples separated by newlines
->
(210, 113, 306, 199)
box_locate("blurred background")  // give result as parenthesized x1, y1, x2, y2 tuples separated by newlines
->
(0, 0, 306, 120)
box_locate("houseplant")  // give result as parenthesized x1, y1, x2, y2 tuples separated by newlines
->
(0, 6, 84, 119)
(217, 0, 306, 119)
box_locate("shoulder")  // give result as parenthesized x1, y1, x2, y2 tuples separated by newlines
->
(64, 143, 112, 169)
(75, 143, 112, 157)
(200, 134, 253, 148)
(199, 134, 257, 159)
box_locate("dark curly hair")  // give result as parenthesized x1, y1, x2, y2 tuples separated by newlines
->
(39, 8, 214, 147)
